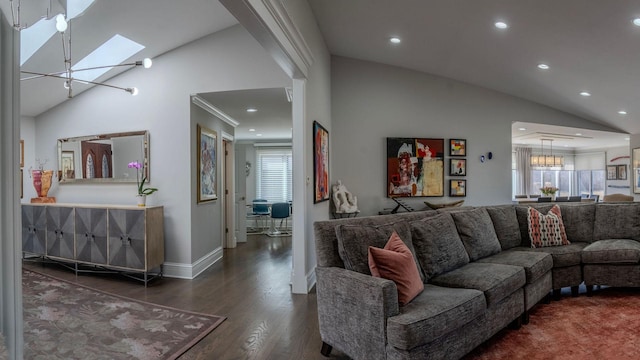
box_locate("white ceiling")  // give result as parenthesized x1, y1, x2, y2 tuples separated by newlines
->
(512, 122, 630, 151)
(308, 0, 640, 138)
(4, 0, 238, 117)
(7, 0, 640, 147)
(198, 88, 292, 141)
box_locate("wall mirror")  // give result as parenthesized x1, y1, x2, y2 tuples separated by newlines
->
(58, 130, 149, 183)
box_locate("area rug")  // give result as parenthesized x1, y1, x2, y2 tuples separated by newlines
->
(23, 269, 225, 360)
(465, 288, 640, 359)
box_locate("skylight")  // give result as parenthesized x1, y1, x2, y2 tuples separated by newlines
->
(67, 0, 96, 20)
(71, 34, 145, 82)
(20, 16, 58, 65)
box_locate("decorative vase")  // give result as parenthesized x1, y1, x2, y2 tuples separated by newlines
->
(32, 169, 54, 197)
(136, 194, 147, 207)
(551, 194, 556, 201)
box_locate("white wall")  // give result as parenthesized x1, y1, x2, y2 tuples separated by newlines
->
(30, 25, 290, 274)
(331, 56, 617, 216)
(605, 146, 631, 195)
(20, 116, 36, 201)
(632, 135, 640, 200)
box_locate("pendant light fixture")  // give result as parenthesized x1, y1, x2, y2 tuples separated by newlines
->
(530, 139, 564, 167)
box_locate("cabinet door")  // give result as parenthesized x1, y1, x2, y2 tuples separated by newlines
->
(46, 207, 75, 259)
(75, 208, 108, 264)
(22, 205, 46, 255)
(108, 209, 145, 270)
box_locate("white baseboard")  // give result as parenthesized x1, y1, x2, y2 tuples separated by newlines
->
(163, 247, 223, 279)
(306, 268, 317, 292)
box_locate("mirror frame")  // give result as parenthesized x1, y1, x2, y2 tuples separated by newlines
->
(57, 130, 150, 184)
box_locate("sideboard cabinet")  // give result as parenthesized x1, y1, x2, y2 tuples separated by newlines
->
(22, 203, 164, 284)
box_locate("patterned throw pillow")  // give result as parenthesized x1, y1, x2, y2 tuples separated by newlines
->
(527, 204, 570, 248)
(368, 231, 424, 306)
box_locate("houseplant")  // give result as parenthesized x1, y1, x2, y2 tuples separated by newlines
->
(128, 161, 158, 206)
(540, 186, 559, 199)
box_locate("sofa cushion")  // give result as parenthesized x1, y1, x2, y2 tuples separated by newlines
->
(582, 239, 640, 264)
(516, 204, 554, 247)
(386, 284, 485, 350)
(527, 205, 569, 248)
(429, 262, 526, 306)
(336, 220, 423, 278)
(557, 203, 596, 243)
(368, 231, 424, 306)
(476, 250, 552, 284)
(450, 208, 502, 261)
(410, 213, 470, 281)
(593, 203, 640, 241)
(513, 242, 589, 267)
(486, 205, 522, 250)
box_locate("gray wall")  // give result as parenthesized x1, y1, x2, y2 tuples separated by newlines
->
(331, 56, 616, 216)
(28, 25, 290, 275)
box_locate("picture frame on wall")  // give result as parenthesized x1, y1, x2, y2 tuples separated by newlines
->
(617, 165, 628, 180)
(607, 165, 618, 180)
(634, 148, 640, 194)
(450, 179, 466, 197)
(197, 124, 217, 203)
(387, 137, 444, 197)
(449, 139, 466, 157)
(313, 121, 330, 203)
(450, 158, 466, 176)
(20, 139, 24, 168)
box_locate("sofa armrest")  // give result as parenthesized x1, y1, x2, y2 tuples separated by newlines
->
(316, 266, 399, 360)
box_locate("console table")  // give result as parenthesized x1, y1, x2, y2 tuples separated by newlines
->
(22, 203, 164, 285)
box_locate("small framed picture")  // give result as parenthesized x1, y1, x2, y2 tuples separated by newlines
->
(449, 139, 466, 157)
(450, 179, 466, 197)
(617, 165, 628, 180)
(607, 165, 618, 180)
(450, 158, 466, 176)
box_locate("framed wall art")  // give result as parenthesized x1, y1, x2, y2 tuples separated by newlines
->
(449, 139, 466, 157)
(617, 164, 627, 180)
(607, 165, 618, 180)
(20, 139, 24, 167)
(61, 151, 75, 179)
(450, 158, 466, 176)
(450, 179, 466, 197)
(313, 121, 330, 203)
(197, 124, 217, 203)
(634, 148, 640, 194)
(387, 137, 444, 197)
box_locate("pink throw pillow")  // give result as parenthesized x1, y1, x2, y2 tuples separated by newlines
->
(528, 204, 570, 248)
(368, 231, 424, 306)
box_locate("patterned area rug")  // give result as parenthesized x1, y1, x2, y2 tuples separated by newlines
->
(465, 288, 640, 359)
(23, 269, 225, 360)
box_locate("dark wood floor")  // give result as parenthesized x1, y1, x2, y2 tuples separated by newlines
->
(23, 234, 351, 360)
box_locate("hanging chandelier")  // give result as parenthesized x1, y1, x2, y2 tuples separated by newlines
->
(11, 0, 152, 98)
(530, 139, 564, 167)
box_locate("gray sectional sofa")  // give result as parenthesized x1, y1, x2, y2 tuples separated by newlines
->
(313, 202, 640, 360)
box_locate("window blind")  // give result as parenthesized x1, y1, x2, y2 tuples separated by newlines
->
(256, 148, 293, 203)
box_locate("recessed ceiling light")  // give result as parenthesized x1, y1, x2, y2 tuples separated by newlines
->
(246, 107, 258, 113)
(389, 37, 401, 44)
(256, 133, 263, 137)
(249, 128, 255, 132)
(580, 91, 591, 97)
(618, 110, 628, 115)
(633, 18, 640, 26)
(494, 21, 508, 29)
(537, 64, 549, 70)
(518, 127, 527, 131)
(575, 133, 583, 136)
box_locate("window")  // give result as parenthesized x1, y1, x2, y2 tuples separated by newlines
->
(530, 170, 573, 196)
(256, 148, 292, 203)
(577, 170, 605, 198)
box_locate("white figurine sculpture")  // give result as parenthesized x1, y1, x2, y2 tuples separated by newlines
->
(332, 180, 359, 213)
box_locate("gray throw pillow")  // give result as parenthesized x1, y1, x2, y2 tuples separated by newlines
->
(335, 220, 424, 279)
(485, 205, 522, 250)
(450, 208, 502, 261)
(410, 213, 469, 281)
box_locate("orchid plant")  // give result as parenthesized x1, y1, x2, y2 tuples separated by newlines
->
(128, 161, 158, 196)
